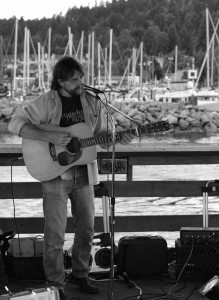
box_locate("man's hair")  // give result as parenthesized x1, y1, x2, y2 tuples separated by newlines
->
(51, 56, 84, 90)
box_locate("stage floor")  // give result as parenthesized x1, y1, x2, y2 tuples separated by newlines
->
(0, 274, 209, 300)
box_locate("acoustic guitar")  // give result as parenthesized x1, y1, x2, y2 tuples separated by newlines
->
(22, 121, 170, 181)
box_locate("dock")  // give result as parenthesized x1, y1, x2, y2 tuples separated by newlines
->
(1, 142, 219, 299)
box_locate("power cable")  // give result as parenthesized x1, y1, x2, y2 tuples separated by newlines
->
(7, 157, 25, 291)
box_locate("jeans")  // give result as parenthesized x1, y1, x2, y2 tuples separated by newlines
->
(42, 166, 95, 288)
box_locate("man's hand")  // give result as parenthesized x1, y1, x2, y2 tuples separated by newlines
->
(49, 132, 72, 146)
(19, 123, 72, 147)
(97, 130, 135, 149)
(119, 132, 135, 145)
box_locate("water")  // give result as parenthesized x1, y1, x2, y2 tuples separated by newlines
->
(1, 133, 219, 248)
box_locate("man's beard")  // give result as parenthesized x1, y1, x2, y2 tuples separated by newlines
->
(63, 85, 82, 96)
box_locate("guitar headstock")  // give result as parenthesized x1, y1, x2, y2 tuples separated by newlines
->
(141, 121, 171, 135)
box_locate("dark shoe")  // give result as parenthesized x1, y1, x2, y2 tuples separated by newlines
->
(59, 289, 70, 300)
(68, 273, 99, 294)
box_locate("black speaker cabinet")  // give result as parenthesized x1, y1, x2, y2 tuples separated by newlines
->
(116, 235, 168, 277)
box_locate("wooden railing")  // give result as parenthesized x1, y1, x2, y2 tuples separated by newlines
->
(1, 142, 219, 234)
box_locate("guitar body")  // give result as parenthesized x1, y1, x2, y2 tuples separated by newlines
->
(22, 123, 97, 181)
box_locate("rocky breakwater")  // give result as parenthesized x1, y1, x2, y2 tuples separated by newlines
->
(0, 98, 17, 133)
(2, 98, 219, 138)
(108, 100, 219, 137)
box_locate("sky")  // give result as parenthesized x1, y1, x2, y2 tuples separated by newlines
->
(0, 0, 106, 20)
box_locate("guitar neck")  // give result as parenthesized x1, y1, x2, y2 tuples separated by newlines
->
(79, 121, 169, 148)
(80, 127, 139, 148)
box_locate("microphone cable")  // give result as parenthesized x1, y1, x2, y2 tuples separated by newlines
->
(10, 157, 24, 246)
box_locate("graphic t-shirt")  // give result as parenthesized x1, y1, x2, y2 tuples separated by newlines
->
(59, 94, 85, 127)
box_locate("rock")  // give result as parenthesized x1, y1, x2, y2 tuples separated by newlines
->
(190, 119, 202, 127)
(190, 127, 204, 133)
(145, 112, 157, 123)
(138, 105, 147, 112)
(115, 114, 131, 129)
(0, 102, 11, 109)
(147, 107, 161, 114)
(1, 107, 14, 116)
(179, 110, 190, 118)
(178, 119, 190, 130)
(133, 115, 143, 124)
(164, 115, 178, 125)
(127, 108, 139, 118)
(204, 122, 218, 133)
(201, 114, 211, 123)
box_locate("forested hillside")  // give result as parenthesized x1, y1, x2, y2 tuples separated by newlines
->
(0, 0, 219, 80)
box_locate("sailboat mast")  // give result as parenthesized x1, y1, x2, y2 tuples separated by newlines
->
(97, 43, 101, 87)
(175, 45, 178, 81)
(27, 29, 30, 88)
(47, 27, 51, 89)
(109, 29, 113, 87)
(206, 8, 210, 88)
(140, 42, 143, 86)
(87, 34, 91, 85)
(13, 18, 18, 94)
(38, 42, 41, 90)
(104, 47, 107, 86)
(211, 37, 214, 86)
(91, 31, 94, 86)
(68, 27, 72, 56)
(80, 31, 84, 64)
(0, 36, 3, 82)
(22, 27, 27, 91)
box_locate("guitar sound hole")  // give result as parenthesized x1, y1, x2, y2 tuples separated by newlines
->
(66, 137, 81, 154)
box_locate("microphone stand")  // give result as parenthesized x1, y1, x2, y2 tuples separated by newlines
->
(93, 93, 116, 299)
(90, 90, 140, 300)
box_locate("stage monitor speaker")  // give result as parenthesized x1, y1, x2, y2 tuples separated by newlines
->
(117, 235, 168, 277)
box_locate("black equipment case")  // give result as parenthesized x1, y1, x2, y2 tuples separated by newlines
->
(116, 235, 168, 277)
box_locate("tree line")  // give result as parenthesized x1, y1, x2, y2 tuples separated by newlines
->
(0, 0, 219, 85)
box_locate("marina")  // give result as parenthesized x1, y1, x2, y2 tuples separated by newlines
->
(1, 2, 219, 299)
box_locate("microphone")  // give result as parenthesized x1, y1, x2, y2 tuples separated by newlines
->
(83, 84, 104, 94)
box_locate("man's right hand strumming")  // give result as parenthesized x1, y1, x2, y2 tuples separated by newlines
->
(19, 123, 72, 147)
(49, 132, 72, 146)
